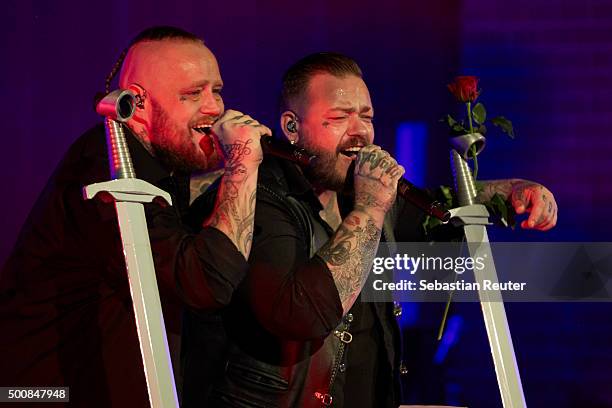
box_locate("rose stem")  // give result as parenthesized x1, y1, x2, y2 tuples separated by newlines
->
(466, 101, 479, 180)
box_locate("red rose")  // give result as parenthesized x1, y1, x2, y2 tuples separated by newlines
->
(447, 76, 480, 103)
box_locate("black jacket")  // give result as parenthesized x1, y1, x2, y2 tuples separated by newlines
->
(183, 156, 427, 407)
(0, 124, 249, 407)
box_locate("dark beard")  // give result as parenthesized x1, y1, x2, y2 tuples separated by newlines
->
(151, 143, 198, 173)
(149, 100, 207, 173)
(302, 149, 346, 192)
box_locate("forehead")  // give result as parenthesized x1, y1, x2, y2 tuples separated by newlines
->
(126, 40, 222, 90)
(304, 73, 371, 111)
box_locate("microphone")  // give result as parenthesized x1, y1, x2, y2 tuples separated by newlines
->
(260, 136, 315, 168)
(397, 177, 451, 222)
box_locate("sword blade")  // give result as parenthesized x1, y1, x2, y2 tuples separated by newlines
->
(464, 224, 527, 408)
(115, 201, 179, 408)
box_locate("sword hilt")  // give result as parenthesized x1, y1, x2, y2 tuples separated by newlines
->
(96, 89, 137, 180)
(104, 117, 136, 179)
(449, 132, 487, 207)
(450, 149, 478, 206)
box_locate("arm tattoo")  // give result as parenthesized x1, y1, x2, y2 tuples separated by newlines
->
(318, 214, 382, 312)
(355, 191, 393, 213)
(204, 140, 258, 257)
(476, 179, 521, 203)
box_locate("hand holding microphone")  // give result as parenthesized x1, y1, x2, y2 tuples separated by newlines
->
(352, 145, 405, 220)
(204, 115, 311, 168)
(203, 109, 270, 169)
(342, 146, 450, 222)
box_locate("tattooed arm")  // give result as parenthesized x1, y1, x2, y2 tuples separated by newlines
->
(318, 212, 383, 313)
(318, 145, 405, 313)
(477, 179, 558, 230)
(203, 109, 270, 258)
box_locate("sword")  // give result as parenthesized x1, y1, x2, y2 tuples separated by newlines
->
(448, 135, 527, 408)
(83, 90, 179, 408)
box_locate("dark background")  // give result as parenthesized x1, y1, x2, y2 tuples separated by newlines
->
(2, 1, 611, 406)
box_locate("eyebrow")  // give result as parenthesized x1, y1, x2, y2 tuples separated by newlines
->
(326, 105, 373, 114)
(180, 80, 224, 91)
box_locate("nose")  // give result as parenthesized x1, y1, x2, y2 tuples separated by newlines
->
(347, 115, 372, 143)
(200, 89, 223, 117)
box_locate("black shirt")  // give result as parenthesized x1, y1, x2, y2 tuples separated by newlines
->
(185, 156, 344, 407)
(0, 124, 248, 407)
(185, 156, 426, 407)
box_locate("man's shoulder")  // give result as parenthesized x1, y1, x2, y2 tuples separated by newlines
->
(257, 156, 292, 193)
(50, 123, 109, 184)
(66, 123, 108, 160)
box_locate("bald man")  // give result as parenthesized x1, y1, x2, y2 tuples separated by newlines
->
(0, 26, 268, 407)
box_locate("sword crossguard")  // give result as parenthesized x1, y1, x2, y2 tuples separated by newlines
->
(83, 178, 172, 206)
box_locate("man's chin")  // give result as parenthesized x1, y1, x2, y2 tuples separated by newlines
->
(153, 146, 218, 174)
(333, 160, 352, 190)
(303, 156, 348, 192)
(310, 171, 346, 192)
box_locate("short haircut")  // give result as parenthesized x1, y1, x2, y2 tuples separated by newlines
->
(280, 52, 363, 112)
(128, 25, 201, 47)
(99, 26, 202, 100)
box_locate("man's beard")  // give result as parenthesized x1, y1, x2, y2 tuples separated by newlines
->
(301, 142, 347, 192)
(149, 101, 220, 173)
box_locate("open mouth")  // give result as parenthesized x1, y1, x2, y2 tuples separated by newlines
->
(192, 124, 215, 157)
(198, 133, 215, 157)
(339, 146, 363, 158)
(193, 124, 213, 135)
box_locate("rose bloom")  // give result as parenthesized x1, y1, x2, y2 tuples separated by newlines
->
(447, 76, 480, 103)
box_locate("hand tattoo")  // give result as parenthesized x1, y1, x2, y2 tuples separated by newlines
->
(221, 139, 253, 164)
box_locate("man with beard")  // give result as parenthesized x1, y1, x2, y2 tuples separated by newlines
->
(0, 26, 269, 407)
(185, 52, 558, 408)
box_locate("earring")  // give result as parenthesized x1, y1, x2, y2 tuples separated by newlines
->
(131, 84, 147, 109)
(134, 91, 146, 109)
(286, 120, 297, 133)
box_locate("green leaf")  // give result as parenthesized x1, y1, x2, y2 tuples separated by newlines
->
(452, 124, 466, 133)
(445, 115, 469, 135)
(422, 215, 443, 236)
(483, 193, 517, 229)
(423, 186, 455, 237)
(478, 124, 487, 134)
(491, 116, 515, 139)
(491, 194, 508, 223)
(472, 102, 486, 125)
(439, 185, 454, 207)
